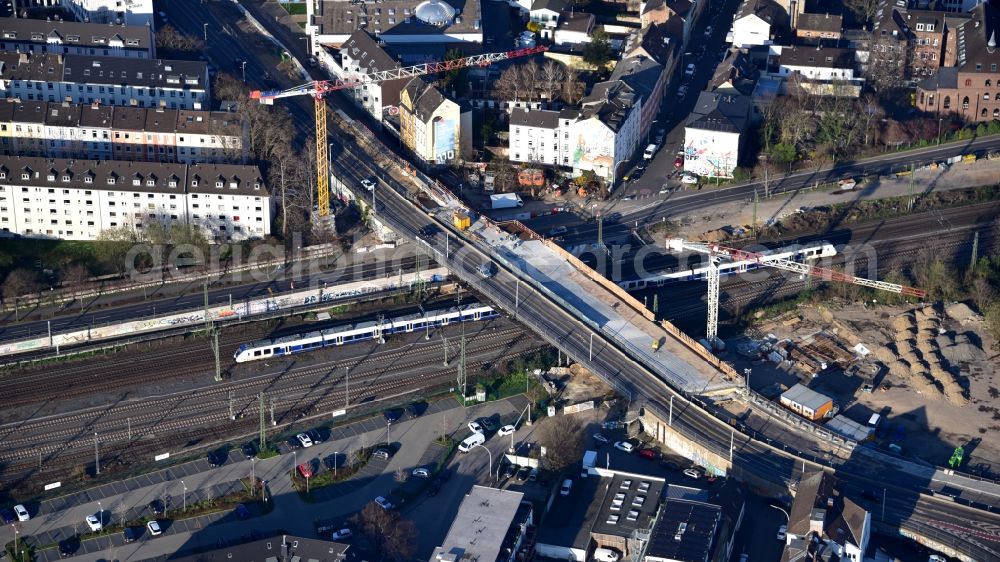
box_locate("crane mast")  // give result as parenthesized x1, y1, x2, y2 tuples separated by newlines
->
(249, 46, 548, 217)
(665, 238, 927, 345)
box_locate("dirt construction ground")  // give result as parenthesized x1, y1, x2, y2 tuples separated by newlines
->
(750, 300, 1000, 474)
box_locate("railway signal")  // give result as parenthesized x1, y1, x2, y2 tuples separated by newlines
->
(248, 46, 548, 218)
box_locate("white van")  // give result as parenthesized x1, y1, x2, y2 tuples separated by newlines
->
(458, 432, 486, 453)
(593, 548, 621, 562)
(643, 144, 658, 159)
(867, 414, 881, 428)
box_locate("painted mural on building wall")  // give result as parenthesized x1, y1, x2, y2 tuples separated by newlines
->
(683, 137, 736, 178)
(432, 116, 457, 163)
(569, 122, 614, 177)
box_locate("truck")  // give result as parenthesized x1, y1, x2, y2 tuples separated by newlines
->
(490, 193, 523, 209)
(581, 450, 597, 478)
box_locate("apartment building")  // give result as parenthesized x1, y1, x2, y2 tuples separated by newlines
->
(0, 157, 270, 241)
(0, 18, 154, 59)
(399, 76, 470, 164)
(0, 101, 243, 163)
(509, 80, 641, 183)
(62, 0, 156, 29)
(917, 1, 1000, 122)
(333, 30, 408, 122)
(0, 52, 208, 109)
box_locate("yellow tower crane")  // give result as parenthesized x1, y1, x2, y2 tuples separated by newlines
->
(249, 45, 548, 217)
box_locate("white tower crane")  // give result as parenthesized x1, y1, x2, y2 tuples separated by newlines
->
(665, 238, 927, 347)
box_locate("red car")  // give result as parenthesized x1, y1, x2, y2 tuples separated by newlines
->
(297, 463, 313, 478)
(674, 156, 684, 169)
(639, 449, 658, 460)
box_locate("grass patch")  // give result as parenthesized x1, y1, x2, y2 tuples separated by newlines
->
(256, 443, 281, 460)
(281, 2, 308, 15)
(4, 539, 36, 562)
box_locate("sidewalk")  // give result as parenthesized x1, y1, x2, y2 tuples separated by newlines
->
(4, 395, 525, 562)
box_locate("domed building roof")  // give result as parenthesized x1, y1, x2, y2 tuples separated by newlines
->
(414, 0, 456, 25)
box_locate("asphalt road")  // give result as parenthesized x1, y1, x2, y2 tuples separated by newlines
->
(329, 119, 1000, 560)
(531, 136, 1000, 247)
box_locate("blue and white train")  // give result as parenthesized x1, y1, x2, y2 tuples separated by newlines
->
(618, 244, 837, 291)
(233, 305, 499, 363)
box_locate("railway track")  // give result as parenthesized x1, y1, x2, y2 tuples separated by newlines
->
(0, 324, 538, 492)
(658, 225, 995, 330)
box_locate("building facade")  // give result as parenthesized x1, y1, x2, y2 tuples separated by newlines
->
(334, 30, 408, 122)
(508, 81, 641, 184)
(0, 19, 154, 59)
(732, 0, 786, 48)
(0, 101, 243, 163)
(0, 53, 209, 109)
(306, 0, 483, 51)
(0, 157, 270, 241)
(399, 76, 470, 163)
(61, 0, 155, 29)
(794, 13, 842, 42)
(683, 91, 749, 178)
(916, 1, 1000, 122)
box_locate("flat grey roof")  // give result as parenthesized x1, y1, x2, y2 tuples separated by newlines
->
(313, 0, 482, 39)
(431, 486, 525, 562)
(536, 475, 606, 549)
(591, 473, 665, 537)
(645, 499, 721, 562)
(780, 384, 833, 411)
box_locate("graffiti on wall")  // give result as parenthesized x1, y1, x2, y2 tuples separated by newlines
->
(683, 139, 736, 179)
(570, 124, 615, 177)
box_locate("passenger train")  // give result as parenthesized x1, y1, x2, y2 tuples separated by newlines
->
(618, 244, 837, 291)
(234, 304, 499, 363)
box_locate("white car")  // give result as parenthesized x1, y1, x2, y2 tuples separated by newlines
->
(147, 520, 163, 536)
(361, 178, 376, 191)
(412, 468, 431, 478)
(296, 433, 314, 448)
(374, 496, 394, 510)
(85, 514, 103, 532)
(498, 424, 516, 437)
(680, 175, 699, 184)
(683, 468, 702, 479)
(776, 524, 787, 541)
(614, 441, 634, 453)
(560, 478, 573, 496)
(593, 433, 610, 444)
(677, 85, 688, 98)
(13, 504, 29, 522)
(331, 528, 353, 541)
(468, 421, 484, 433)
(684, 63, 695, 76)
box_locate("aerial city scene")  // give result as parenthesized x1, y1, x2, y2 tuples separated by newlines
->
(1, 0, 1000, 560)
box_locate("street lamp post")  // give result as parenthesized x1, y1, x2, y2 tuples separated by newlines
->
(251, 457, 256, 493)
(203, 23, 208, 42)
(589, 333, 594, 361)
(937, 117, 944, 145)
(387, 420, 391, 444)
(769, 503, 790, 522)
(94, 431, 100, 475)
(181, 480, 187, 512)
(744, 368, 751, 391)
(241, 61, 247, 83)
(334, 452, 338, 477)
(471, 443, 493, 485)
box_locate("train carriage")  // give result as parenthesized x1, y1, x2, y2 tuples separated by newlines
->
(234, 305, 498, 363)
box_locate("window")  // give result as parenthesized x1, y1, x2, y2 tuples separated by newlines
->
(988, 80, 993, 87)
(966, 79, 973, 87)
(943, 96, 951, 109)
(994, 109, 999, 118)
(84, 176, 93, 184)
(963, 96, 970, 109)
(985, 93, 991, 100)
(107, 177, 116, 185)
(215, 181, 223, 188)
(982, 108, 988, 117)
(916, 23, 924, 31)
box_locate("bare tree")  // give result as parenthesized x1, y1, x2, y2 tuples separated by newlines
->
(845, 0, 880, 26)
(562, 68, 584, 104)
(540, 60, 566, 102)
(518, 61, 541, 101)
(495, 65, 524, 103)
(970, 277, 996, 313)
(860, 94, 884, 146)
(2, 268, 39, 305)
(882, 119, 909, 149)
(155, 24, 202, 53)
(61, 264, 90, 301)
(349, 502, 417, 561)
(537, 415, 585, 472)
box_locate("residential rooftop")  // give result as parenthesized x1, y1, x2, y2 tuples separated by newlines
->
(312, 0, 482, 41)
(685, 91, 750, 134)
(591, 473, 665, 537)
(796, 12, 842, 33)
(0, 52, 207, 90)
(645, 499, 721, 562)
(0, 18, 153, 52)
(0, 100, 238, 136)
(169, 534, 349, 561)
(580, 80, 639, 132)
(430, 486, 529, 562)
(776, 46, 855, 69)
